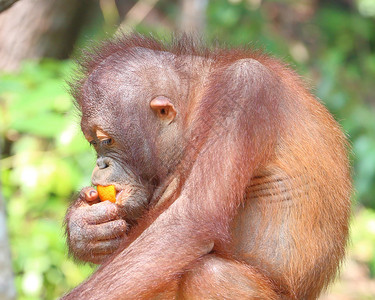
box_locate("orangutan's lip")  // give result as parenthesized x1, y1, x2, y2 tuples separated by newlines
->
(115, 189, 123, 201)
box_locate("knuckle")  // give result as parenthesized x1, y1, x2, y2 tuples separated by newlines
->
(113, 237, 122, 246)
(87, 203, 108, 218)
(116, 219, 127, 230)
(95, 255, 108, 264)
(87, 201, 119, 222)
(102, 202, 119, 218)
(75, 240, 88, 252)
(69, 211, 88, 228)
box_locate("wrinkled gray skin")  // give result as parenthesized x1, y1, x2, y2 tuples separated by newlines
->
(65, 48, 196, 264)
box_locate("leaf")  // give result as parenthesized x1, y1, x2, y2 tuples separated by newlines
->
(10, 113, 68, 138)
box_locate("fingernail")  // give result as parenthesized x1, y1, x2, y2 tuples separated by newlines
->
(89, 190, 97, 197)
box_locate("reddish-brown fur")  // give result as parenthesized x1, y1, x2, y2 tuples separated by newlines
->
(63, 34, 351, 299)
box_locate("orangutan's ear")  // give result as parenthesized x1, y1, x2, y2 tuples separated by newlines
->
(150, 96, 177, 124)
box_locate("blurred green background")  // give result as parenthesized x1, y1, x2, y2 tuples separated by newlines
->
(0, 0, 374, 299)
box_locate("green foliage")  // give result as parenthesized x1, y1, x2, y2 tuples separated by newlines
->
(351, 208, 375, 277)
(207, 0, 288, 52)
(0, 60, 94, 300)
(313, 5, 375, 208)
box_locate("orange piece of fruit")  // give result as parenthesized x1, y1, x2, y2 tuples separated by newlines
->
(97, 185, 116, 203)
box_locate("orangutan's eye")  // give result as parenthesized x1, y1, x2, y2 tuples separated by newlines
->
(101, 138, 113, 146)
